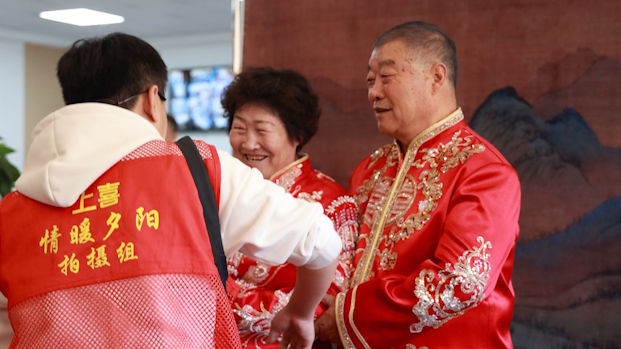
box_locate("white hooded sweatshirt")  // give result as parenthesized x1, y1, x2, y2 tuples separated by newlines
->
(15, 103, 342, 269)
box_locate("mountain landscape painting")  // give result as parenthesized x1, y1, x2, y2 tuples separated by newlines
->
(470, 80, 621, 347)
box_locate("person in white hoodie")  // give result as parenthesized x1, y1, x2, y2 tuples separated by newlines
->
(0, 32, 341, 349)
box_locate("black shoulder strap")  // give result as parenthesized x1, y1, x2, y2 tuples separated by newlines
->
(176, 136, 228, 288)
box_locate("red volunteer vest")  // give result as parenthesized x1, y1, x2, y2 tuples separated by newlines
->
(0, 140, 241, 348)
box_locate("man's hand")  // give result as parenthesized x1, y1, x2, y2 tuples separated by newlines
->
(314, 294, 343, 345)
(266, 305, 315, 349)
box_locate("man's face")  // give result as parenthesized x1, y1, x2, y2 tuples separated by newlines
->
(366, 40, 433, 145)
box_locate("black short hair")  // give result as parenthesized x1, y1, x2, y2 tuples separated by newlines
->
(374, 21, 458, 89)
(167, 115, 178, 132)
(57, 32, 168, 109)
(221, 67, 320, 151)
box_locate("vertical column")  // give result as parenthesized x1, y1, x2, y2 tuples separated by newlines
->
(232, 0, 245, 75)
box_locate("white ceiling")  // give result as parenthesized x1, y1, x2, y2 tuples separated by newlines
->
(0, 0, 233, 47)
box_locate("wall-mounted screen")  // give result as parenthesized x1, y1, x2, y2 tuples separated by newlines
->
(167, 66, 234, 131)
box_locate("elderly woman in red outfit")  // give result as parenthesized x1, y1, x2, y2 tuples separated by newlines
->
(222, 67, 358, 349)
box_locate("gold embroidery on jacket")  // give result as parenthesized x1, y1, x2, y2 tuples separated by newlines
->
(378, 131, 485, 271)
(392, 131, 484, 244)
(234, 262, 270, 297)
(228, 257, 288, 298)
(352, 109, 465, 285)
(369, 143, 398, 169)
(355, 235, 370, 256)
(379, 248, 398, 271)
(326, 196, 357, 215)
(363, 176, 394, 227)
(270, 154, 308, 188)
(327, 196, 359, 290)
(274, 166, 303, 192)
(335, 223, 359, 291)
(439, 131, 485, 174)
(355, 144, 399, 208)
(364, 175, 416, 229)
(410, 236, 492, 333)
(336, 292, 357, 349)
(296, 190, 323, 202)
(227, 252, 244, 277)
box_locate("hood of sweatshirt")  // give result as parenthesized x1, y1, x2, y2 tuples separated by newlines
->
(16, 103, 164, 207)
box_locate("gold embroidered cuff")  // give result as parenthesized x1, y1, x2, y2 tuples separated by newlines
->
(411, 236, 491, 333)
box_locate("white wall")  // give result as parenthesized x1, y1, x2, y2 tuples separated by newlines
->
(24, 44, 66, 156)
(0, 38, 25, 171)
(148, 33, 234, 154)
(150, 33, 233, 70)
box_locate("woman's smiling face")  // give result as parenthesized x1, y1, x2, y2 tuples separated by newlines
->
(229, 103, 299, 179)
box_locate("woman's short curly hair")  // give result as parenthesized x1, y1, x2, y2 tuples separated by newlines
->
(221, 67, 320, 151)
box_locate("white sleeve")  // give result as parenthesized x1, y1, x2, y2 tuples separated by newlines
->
(216, 149, 342, 270)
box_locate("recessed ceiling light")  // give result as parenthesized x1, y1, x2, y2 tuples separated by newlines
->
(39, 8, 124, 27)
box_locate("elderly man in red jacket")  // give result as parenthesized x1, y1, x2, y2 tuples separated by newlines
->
(315, 21, 520, 349)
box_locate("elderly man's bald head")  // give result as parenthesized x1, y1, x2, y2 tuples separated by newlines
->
(373, 21, 458, 90)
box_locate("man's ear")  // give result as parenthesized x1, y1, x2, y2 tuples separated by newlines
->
(429, 62, 448, 95)
(140, 84, 162, 123)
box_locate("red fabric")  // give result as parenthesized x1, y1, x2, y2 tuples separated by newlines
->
(344, 121, 520, 349)
(7, 274, 236, 349)
(0, 140, 241, 348)
(228, 156, 358, 349)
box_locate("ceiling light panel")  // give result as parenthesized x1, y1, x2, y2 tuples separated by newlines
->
(39, 8, 124, 27)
